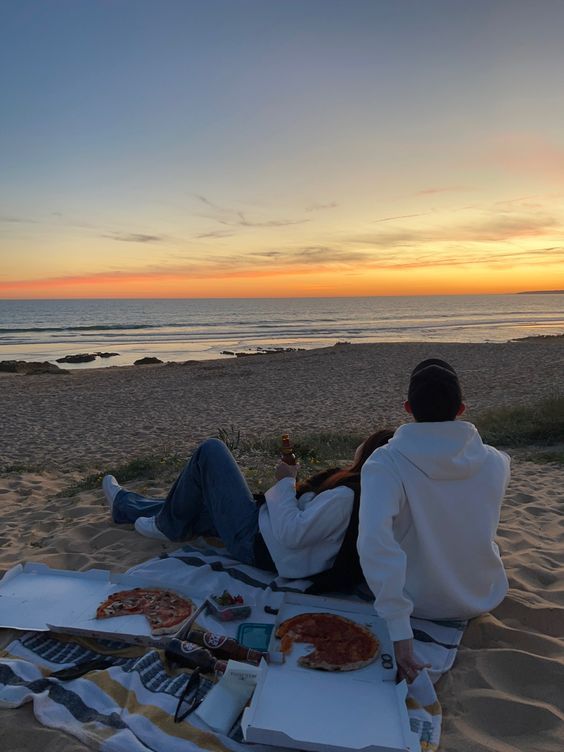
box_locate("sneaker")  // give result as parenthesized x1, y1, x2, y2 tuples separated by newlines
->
(102, 475, 122, 515)
(134, 516, 171, 541)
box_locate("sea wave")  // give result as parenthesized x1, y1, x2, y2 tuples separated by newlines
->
(0, 296, 562, 365)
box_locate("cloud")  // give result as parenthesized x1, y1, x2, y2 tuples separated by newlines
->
(194, 194, 228, 213)
(415, 186, 470, 196)
(0, 215, 39, 224)
(305, 202, 338, 212)
(248, 246, 370, 265)
(372, 212, 432, 224)
(0, 244, 379, 292)
(194, 229, 235, 239)
(194, 193, 309, 230)
(103, 232, 165, 243)
(3, 236, 563, 294)
(350, 211, 560, 248)
(216, 211, 308, 229)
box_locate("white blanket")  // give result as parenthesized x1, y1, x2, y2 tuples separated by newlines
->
(0, 542, 466, 751)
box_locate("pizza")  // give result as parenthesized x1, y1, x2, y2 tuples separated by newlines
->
(276, 612, 379, 671)
(96, 588, 195, 636)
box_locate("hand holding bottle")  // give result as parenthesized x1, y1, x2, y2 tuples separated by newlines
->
(275, 460, 299, 481)
(280, 434, 297, 465)
(276, 433, 298, 480)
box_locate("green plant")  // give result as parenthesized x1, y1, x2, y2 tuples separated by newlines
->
(523, 449, 564, 466)
(1, 463, 39, 474)
(216, 425, 242, 451)
(56, 453, 184, 497)
(475, 395, 564, 447)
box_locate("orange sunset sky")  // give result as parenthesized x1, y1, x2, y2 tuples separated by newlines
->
(1, 1, 563, 299)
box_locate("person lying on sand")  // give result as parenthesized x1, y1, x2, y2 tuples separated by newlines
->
(102, 430, 392, 590)
(358, 359, 510, 683)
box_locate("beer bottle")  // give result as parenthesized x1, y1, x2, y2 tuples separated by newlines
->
(280, 434, 297, 465)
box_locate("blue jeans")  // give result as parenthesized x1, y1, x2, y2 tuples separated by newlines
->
(112, 439, 260, 565)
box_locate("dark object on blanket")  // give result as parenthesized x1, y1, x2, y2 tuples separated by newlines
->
(50, 657, 119, 680)
(164, 639, 227, 675)
(174, 667, 205, 722)
(237, 623, 274, 652)
(188, 629, 267, 665)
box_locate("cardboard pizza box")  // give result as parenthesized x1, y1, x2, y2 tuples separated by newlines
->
(241, 592, 419, 752)
(0, 562, 184, 638)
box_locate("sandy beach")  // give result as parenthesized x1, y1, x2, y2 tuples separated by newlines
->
(0, 341, 563, 751)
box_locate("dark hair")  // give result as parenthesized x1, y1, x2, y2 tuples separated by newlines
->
(408, 359, 462, 422)
(296, 429, 394, 496)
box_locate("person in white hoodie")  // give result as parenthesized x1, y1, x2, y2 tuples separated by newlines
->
(357, 358, 510, 683)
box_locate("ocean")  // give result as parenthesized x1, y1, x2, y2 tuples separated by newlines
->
(0, 295, 563, 369)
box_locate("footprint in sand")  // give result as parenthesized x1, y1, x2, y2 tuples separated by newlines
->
(476, 649, 564, 704)
(461, 693, 562, 738)
(494, 597, 564, 637)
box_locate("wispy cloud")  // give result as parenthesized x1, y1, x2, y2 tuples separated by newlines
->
(305, 201, 338, 212)
(249, 246, 370, 265)
(194, 193, 309, 230)
(364, 245, 564, 271)
(0, 244, 376, 291)
(218, 212, 309, 228)
(372, 212, 432, 224)
(415, 186, 470, 196)
(102, 232, 165, 243)
(351, 211, 560, 248)
(0, 215, 39, 224)
(194, 229, 235, 239)
(3, 237, 563, 293)
(194, 194, 230, 214)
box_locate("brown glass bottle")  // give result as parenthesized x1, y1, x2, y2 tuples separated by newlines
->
(280, 434, 297, 465)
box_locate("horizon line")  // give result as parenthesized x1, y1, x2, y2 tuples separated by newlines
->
(0, 289, 561, 302)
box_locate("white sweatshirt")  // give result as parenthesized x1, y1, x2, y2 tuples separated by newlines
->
(358, 421, 510, 642)
(258, 477, 354, 579)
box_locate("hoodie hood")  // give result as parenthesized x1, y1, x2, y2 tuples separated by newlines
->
(389, 421, 489, 480)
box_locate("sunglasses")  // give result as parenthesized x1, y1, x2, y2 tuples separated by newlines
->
(174, 667, 205, 723)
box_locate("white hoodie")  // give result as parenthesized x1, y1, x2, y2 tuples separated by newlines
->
(357, 421, 510, 641)
(259, 478, 354, 579)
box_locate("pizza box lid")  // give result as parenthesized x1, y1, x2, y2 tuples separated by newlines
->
(241, 592, 419, 752)
(0, 562, 193, 638)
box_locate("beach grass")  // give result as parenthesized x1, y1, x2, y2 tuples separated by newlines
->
(55, 454, 186, 497)
(28, 396, 564, 496)
(475, 395, 564, 446)
(520, 448, 564, 466)
(233, 431, 367, 491)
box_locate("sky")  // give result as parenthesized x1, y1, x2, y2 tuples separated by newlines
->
(1, 0, 563, 299)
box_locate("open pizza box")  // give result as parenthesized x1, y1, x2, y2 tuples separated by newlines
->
(0, 562, 194, 639)
(241, 592, 420, 752)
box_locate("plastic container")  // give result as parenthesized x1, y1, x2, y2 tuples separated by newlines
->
(237, 623, 274, 652)
(205, 595, 252, 622)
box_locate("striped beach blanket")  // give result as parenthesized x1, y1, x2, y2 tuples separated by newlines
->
(0, 541, 466, 751)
